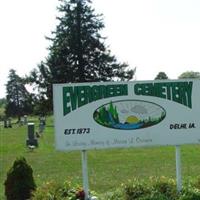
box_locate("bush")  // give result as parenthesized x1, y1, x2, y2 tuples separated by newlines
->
(32, 180, 85, 200)
(150, 176, 177, 200)
(123, 179, 150, 200)
(179, 188, 200, 200)
(4, 157, 36, 200)
(193, 176, 200, 189)
(32, 176, 200, 200)
(100, 189, 124, 200)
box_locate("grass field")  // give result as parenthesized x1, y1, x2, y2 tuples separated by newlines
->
(0, 116, 200, 199)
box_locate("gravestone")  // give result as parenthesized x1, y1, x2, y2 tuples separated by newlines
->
(38, 116, 46, 134)
(24, 115, 28, 125)
(4, 118, 12, 128)
(4, 119, 8, 128)
(26, 123, 38, 147)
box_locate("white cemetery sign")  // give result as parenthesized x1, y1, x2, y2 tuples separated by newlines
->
(53, 79, 200, 151)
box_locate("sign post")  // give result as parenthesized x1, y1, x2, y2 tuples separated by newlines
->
(81, 150, 89, 200)
(175, 145, 182, 192)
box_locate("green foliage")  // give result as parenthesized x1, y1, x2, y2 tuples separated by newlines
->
(108, 177, 200, 200)
(178, 71, 200, 79)
(0, 98, 6, 119)
(32, 177, 200, 200)
(99, 189, 124, 200)
(4, 157, 36, 200)
(193, 176, 200, 189)
(150, 176, 177, 200)
(5, 69, 34, 120)
(154, 72, 169, 80)
(178, 177, 200, 200)
(123, 179, 149, 200)
(0, 98, 6, 107)
(32, 180, 86, 200)
(28, 0, 135, 110)
(0, 107, 5, 120)
(179, 188, 200, 200)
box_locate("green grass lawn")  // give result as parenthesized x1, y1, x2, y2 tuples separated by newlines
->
(0, 116, 199, 199)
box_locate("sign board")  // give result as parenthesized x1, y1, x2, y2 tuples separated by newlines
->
(53, 79, 200, 151)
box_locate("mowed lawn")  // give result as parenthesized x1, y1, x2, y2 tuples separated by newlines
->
(0, 116, 200, 199)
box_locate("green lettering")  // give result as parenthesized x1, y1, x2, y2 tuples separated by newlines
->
(134, 81, 193, 109)
(63, 87, 71, 115)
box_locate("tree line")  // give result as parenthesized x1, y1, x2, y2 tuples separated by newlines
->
(3, 0, 200, 120)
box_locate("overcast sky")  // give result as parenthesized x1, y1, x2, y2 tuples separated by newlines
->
(0, 0, 200, 98)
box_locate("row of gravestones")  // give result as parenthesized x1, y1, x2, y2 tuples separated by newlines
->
(4, 115, 46, 129)
(4, 115, 28, 128)
(3, 115, 46, 148)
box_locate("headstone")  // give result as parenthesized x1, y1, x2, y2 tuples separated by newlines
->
(24, 115, 28, 125)
(26, 123, 38, 147)
(4, 118, 12, 128)
(4, 119, 8, 128)
(39, 116, 46, 134)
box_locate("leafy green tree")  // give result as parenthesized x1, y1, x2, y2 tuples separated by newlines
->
(28, 0, 135, 110)
(178, 71, 200, 79)
(5, 69, 33, 121)
(154, 72, 169, 80)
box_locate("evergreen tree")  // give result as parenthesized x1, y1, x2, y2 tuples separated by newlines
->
(154, 72, 168, 80)
(5, 69, 33, 121)
(4, 157, 36, 200)
(29, 0, 135, 110)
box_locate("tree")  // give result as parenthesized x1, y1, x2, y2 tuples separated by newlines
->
(178, 71, 200, 79)
(0, 98, 6, 120)
(154, 72, 168, 80)
(4, 157, 36, 200)
(29, 0, 135, 110)
(5, 69, 33, 121)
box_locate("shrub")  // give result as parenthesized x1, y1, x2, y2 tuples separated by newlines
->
(100, 189, 124, 200)
(193, 176, 200, 189)
(31, 180, 64, 200)
(4, 157, 36, 200)
(150, 176, 177, 200)
(32, 180, 86, 200)
(122, 177, 178, 200)
(179, 188, 200, 200)
(123, 179, 150, 200)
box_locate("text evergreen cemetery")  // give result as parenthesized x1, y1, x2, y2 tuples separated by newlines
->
(62, 81, 193, 116)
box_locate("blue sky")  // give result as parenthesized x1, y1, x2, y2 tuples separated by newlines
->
(0, 0, 200, 98)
